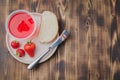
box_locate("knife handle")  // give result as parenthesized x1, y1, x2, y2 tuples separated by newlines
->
(50, 30, 69, 48)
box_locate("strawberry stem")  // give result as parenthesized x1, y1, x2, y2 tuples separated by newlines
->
(14, 40, 18, 43)
(16, 52, 20, 57)
(27, 40, 33, 44)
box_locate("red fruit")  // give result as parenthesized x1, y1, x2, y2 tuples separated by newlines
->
(11, 40, 20, 49)
(16, 49, 25, 57)
(24, 41, 36, 57)
(18, 21, 29, 32)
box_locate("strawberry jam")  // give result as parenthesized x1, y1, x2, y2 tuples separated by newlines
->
(8, 12, 34, 38)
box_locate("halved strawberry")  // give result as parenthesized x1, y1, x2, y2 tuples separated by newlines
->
(17, 21, 29, 32)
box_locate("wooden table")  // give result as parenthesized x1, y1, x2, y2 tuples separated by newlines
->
(0, 0, 120, 80)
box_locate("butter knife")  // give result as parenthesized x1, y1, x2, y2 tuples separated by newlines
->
(28, 30, 69, 69)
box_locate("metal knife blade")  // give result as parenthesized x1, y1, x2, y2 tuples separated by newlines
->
(27, 30, 69, 69)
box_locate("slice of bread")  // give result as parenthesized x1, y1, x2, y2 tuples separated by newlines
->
(38, 11, 59, 43)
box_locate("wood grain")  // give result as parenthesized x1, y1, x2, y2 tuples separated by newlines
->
(1, 0, 120, 80)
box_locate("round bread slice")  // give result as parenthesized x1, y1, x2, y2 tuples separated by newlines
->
(38, 11, 59, 43)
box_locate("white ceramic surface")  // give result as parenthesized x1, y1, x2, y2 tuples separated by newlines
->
(6, 33, 57, 64)
(6, 13, 58, 64)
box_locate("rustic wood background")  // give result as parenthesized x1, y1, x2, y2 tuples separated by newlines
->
(0, 0, 120, 80)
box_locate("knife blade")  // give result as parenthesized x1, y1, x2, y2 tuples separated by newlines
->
(27, 30, 69, 69)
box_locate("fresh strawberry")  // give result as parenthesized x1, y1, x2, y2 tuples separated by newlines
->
(11, 40, 20, 49)
(16, 49, 25, 57)
(24, 41, 36, 57)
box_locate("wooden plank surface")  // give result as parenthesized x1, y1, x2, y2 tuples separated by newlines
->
(0, 0, 120, 80)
